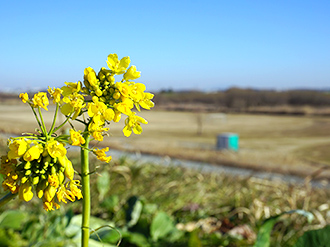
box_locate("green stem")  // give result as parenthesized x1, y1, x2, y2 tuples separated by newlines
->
(38, 107, 48, 137)
(30, 106, 44, 133)
(81, 130, 91, 247)
(48, 103, 60, 136)
(52, 113, 72, 134)
(0, 193, 17, 208)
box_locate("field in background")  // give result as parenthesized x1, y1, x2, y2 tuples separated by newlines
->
(0, 102, 330, 179)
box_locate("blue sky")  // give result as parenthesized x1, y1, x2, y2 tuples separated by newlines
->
(1, 0, 329, 92)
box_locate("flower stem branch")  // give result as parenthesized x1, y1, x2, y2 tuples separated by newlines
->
(0, 193, 17, 208)
(48, 103, 60, 135)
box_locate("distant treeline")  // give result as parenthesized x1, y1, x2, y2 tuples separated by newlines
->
(155, 88, 330, 109)
(2, 88, 330, 114)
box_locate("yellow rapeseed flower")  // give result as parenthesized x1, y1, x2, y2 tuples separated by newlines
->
(19, 93, 29, 103)
(69, 129, 85, 146)
(48, 174, 60, 189)
(44, 184, 57, 202)
(7, 138, 29, 160)
(107, 54, 130, 75)
(123, 65, 141, 81)
(123, 113, 148, 137)
(69, 180, 82, 200)
(93, 147, 112, 163)
(23, 144, 43, 162)
(48, 87, 63, 103)
(32, 92, 49, 111)
(115, 82, 131, 98)
(46, 139, 67, 159)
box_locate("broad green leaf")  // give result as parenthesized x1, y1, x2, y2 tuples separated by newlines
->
(294, 225, 330, 247)
(90, 228, 122, 245)
(254, 209, 314, 247)
(127, 232, 150, 247)
(150, 211, 175, 241)
(0, 210, 28, 230)
(101, 195, 119, 212)
(126, 196, 143, 228)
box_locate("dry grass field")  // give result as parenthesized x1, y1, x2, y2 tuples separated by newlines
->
(0, 102, 330, 179)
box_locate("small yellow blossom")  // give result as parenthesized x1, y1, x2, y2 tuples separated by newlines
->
(123, 65, 141, 81)
(107, 54, 130, 75)
(69, 129, 85, 146)
(23, 144, 43, 162)
(32, 92, 49, 110)
(57, 184, 76, 203)
(44, 184, 57, 202)
(93, 147, 112, 163)
(123, 113, 148, 137)
(61, 81, 82, 97)
(115, 82, 131, 98)
(19, 93, 29, 103)
(7, 138, 29, 160)
(69, 180, 82, 200)
(48, 174, 59, 188)
(139, 92, 155, 110)
(46, 140, 67, 159)
(61, 92, 86, 119)
(43, 199, 60, 211)
(48, 87, 63, 103)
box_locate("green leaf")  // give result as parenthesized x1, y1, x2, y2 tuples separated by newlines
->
(150, 211, 175, 241)
(254, 209, 314, 247)
(97, 171, 110, 201)
(0, 210, 28, 230)
(126, 196, 143, 228)
(127, 232, 150, 247)
(101, 195, 119, 212)
(91, 228, 122, 245)
(294, 225, 330, 247)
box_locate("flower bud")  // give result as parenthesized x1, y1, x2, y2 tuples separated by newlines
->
(58, 172, 65, 184)
(58, 156, 67, 168)
(32, 176, 39, 185)
(19, 181, 33, 202)
(51, 166, 56, 175)
(24, 161, 32, 170)
(37, 188, 43, 198)
(21, 176, 28, 184)
(64, 160, 74, 180)
(44, 185, 56, 202)
(36, 181, 45, 198)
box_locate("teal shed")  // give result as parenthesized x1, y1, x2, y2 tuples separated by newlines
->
(217, 133, 239, 151)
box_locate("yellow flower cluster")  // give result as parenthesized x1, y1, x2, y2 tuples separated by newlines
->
(83, 53, 154, 137)
(1, 138, 81, 211)
(3, 53, 154, 211)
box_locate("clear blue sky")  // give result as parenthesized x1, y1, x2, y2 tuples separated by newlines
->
(1, 0, 329, 92)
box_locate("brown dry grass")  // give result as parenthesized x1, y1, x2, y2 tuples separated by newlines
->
(1, 102, 330, 179)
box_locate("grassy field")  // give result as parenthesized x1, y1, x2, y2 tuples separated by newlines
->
(0, 102, 329, 246)
(0, 103, 330, 179)
(0, 154, 329, 246)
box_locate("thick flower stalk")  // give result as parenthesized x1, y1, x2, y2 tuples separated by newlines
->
(0, 53, 154, 246)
